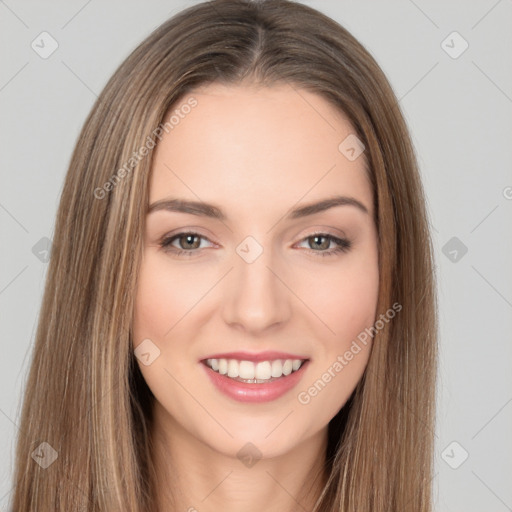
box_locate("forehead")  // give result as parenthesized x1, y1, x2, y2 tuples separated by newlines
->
(149, 82, 372, 218)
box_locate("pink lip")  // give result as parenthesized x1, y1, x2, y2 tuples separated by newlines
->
(201, 359, 310, 403)
(200, 351, 309, 363)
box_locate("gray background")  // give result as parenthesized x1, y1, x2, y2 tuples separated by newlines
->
(1, 0, 511, 510)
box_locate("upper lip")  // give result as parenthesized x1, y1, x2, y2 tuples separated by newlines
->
(200, 351, 309, 363)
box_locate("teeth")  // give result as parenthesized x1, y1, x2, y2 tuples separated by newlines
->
(205, 358, 306, 381)
(227, 359, 239, 378)
(239, 360, 255, 379)
(218, 358, 228, 375)
(271, 360, 282, 378)
(255, 361, 271, 380)
(282, 359, 293, 376)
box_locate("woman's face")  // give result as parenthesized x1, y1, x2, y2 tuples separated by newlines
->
(132, 82, 379, 459)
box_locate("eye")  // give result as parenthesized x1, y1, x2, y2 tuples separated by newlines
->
(296, 233, 352, 257)
(159, 231, 214, 256)
(159, 231, 352, 258)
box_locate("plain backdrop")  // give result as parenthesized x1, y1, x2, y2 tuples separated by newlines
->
(1, 1, 511, 510)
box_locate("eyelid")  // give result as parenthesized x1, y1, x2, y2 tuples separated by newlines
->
(159, 227, 346, 246)
(159, 228, 351, 258)
(160, 225, 216, 239)
(292, 230, 343, 246)
(160, 230, 216, 250)
(293, 231, 351, 255)
(292, 225, 348, 240)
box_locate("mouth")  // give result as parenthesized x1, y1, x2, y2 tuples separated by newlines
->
(202, 357, 308, 384)
(200, 353, 310, 403)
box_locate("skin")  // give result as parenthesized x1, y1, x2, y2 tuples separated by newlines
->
(132, 82, 379, 512)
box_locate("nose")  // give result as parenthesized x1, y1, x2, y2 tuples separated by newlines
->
(221, 243, 292, 335)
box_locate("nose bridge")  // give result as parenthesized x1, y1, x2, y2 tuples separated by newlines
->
(221, 236, 290, 332)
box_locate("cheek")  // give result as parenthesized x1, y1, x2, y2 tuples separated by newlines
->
(302, 257, 379, 347)
(295, 276, 378, 433)
(132, 253, 211, 342)
(330, 276, 379, 345)
(131, 254, 209, 418)
(295, 257, 379, 423)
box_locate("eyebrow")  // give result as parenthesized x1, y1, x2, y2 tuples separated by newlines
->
(147, 194, 369, 220)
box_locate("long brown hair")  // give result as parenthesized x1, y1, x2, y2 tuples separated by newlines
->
(10, 1, 438, 510)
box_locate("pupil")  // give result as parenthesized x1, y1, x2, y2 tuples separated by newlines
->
(312, 235, 327, 249)
(183, 235, 198, 249)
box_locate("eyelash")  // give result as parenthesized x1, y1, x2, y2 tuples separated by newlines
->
(159, 231, 352, 258)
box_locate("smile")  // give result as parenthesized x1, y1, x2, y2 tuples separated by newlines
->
(204, 357, 306, 383)
(201, 356, 310, 403)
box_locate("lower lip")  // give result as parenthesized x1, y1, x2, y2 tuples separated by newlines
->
(201, 360, 309, 403)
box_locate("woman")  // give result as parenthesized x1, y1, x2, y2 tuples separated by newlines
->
(10, 0, 438, 510)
